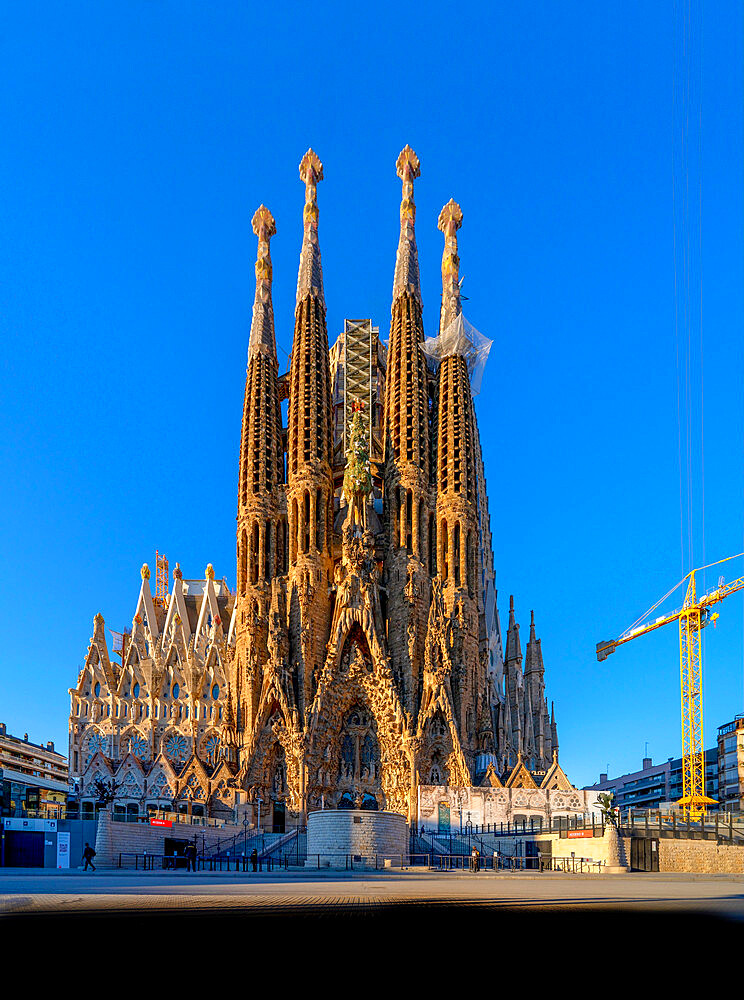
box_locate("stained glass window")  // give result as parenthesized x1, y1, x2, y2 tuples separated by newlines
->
(85, 732, 107, 763)
(204, 734, 221, 763)
(127, 733, 148, 759)
(164, 733, 189, 763)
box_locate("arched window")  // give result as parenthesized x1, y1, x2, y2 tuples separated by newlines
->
(406, 490, 413, 553)
(240, 529, 248, 596)
(264, 520, 272, 582)
(251, 522, 259, 584)
(467, 530, 475, 597)
(442, 520, 449, 581)
(316, 488, 324, 551)
(303, 491, 310, 553)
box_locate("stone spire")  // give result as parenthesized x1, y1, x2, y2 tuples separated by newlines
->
(382, 146, 433, 717)
(503, 595, 524, 764)
(384, 144, 431, 500)
(438, 198, 463, 333)
(430, 197, 483, 770)
(524, 610, 544, 677)
(296, 149, 325, 308)
(287, 148, 333, 721)
(237, 205, 284, 559)
(524, 683, 536, 766)
(248, 205, 277, 359)
(434, 201, 478, 540)
(505, 595, 522, 664)
(236, 205, 285, 735)
(392, 144, 421, 304)
(551, 701, 559, 757)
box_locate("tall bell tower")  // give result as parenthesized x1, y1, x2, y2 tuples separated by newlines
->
(382, 145, 433, 716)
(235, 205, 285, 734)
(286, 150, 334, 721)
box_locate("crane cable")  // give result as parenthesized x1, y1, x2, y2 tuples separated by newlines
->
(673, 0, 705, 600)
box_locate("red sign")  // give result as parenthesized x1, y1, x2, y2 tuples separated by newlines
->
(150, 819, 172, 828)
(567, 829, 594, 839)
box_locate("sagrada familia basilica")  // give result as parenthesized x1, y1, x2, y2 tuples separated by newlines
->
(68, 147, 586, 831)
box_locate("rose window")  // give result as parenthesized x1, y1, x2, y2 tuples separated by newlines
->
(85, 732, 107, 763)
(204, 734, 221, 763)
(164, 733, 189, 763)
(126, 733, 148, 759)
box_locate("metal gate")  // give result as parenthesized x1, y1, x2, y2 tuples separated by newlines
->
(4, 831, 44, 867)
(630, 837, 659, 871)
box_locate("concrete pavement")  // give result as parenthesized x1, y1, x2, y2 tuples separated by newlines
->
(1, 867, 743, 919)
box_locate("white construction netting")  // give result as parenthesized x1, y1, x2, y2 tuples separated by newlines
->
(421, 313, 492, 395)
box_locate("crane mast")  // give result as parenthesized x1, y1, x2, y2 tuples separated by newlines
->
(597, 554, 744, 820)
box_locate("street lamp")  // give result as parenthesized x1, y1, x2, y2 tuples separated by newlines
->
(256, 796, 263, 833)
(243, 815, 249, 856)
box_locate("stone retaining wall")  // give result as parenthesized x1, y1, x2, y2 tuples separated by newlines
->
(658, 838, 744, 874)
(94, 812, 248, 867)
(537, 831, 631, 869)
(307, 810, 408, 868)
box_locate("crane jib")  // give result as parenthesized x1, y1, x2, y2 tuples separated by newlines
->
(595, 555, 744, 819)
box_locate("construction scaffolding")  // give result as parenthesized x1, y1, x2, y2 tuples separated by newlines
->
(341, 318, 379, 455)
(155, 551, 169, 609)
(421, 313, 492, 395)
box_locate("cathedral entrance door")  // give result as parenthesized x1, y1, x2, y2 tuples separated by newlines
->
(438, 802, 451, 833)
(272, 801, 285, 833)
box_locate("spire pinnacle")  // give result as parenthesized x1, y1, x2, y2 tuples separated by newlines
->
(392, 145, 422, 305)
(248, 205, 277, 360)
(438, 199, 463, 331)
(296, 149, 325, 308)
(505, 595, 521, 663)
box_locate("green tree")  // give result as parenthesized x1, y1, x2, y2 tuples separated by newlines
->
(594, 791, 617, 827)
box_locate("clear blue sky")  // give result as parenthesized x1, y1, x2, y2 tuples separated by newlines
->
(1, 2, 741, 789)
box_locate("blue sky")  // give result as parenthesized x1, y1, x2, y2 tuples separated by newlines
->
(0, 2, 742, 789)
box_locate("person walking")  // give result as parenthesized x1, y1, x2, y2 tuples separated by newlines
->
(82, 843, 96, 871)
(250, 847, 258, 872)
(186, 843, 196, 872)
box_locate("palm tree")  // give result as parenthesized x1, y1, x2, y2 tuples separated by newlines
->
(594, 791, 617, 827)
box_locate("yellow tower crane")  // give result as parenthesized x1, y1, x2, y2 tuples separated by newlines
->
(597, 553, 744, 820)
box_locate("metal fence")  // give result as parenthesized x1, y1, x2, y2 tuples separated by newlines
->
(117, 850, 605, 874)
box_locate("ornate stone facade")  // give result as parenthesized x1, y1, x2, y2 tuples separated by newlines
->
(68, 147, 573, 828)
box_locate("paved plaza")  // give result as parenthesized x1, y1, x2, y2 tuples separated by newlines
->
(2, 867, 743, 919)
(2, 867, 742, 960)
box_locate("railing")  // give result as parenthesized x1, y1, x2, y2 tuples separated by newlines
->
(618, 810, 744, 845)
(117, 852, 290, 871)
(413, 809, 744, 849)
(412, 813, 603, 844)
(200, 826, 307, 862)
(116, 850, 605, 874)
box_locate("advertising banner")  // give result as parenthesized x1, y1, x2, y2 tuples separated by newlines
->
(57, 831, 70, 868)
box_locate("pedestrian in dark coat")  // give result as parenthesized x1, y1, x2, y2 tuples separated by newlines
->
(83, 843, 96, 871)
